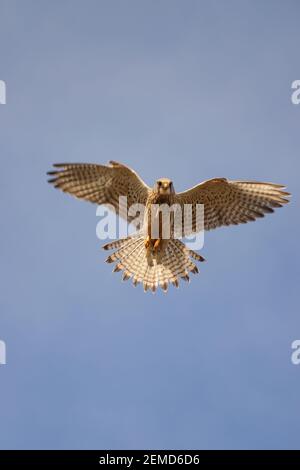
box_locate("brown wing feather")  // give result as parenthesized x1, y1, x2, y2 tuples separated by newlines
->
(175, 178, 290, 235)
(47, 161, 150, 224)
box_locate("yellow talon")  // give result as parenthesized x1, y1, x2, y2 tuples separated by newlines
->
(145, 236, 151, 249)
(145, 237, 162, 253)
(153, 239, 161, 250)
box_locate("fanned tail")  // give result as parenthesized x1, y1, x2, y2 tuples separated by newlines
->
(103, 236, 205, 293)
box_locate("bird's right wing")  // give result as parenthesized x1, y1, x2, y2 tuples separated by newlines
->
(174, 178, 290, 236)
(47, 161, 151, 224)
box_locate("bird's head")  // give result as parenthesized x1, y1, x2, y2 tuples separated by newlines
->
(155, 178, 174, 195)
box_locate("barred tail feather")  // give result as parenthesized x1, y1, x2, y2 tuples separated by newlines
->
(103, 237, 205, 292)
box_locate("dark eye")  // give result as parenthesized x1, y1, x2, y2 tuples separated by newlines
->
(158, 181, 162, 186)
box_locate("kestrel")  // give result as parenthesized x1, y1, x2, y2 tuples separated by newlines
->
(48, 161, 290, 292)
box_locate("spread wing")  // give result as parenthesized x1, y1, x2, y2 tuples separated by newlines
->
(47, 161, 151, 224)
(174, 178, 290, 236)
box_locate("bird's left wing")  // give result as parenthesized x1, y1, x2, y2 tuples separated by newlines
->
(48, 161, 151, 224)
(174, 178, 290, 236)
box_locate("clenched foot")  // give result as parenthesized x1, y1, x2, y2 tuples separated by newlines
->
(144, 236, 151, 249)
(153, 238, 162, 251)
(145, 236, 152, 255)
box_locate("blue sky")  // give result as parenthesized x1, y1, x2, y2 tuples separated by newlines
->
(0, 0, 300, 450)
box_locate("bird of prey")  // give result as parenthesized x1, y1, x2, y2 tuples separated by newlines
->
(47, 161, 290, 292)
